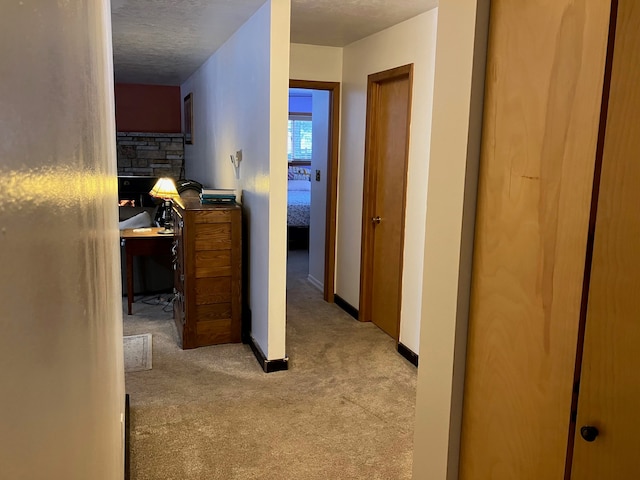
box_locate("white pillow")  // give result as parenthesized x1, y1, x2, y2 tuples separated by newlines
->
(119, 211, 152, 230)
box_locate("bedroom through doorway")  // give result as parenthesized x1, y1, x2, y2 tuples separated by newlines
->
(286, 83, 338, 300)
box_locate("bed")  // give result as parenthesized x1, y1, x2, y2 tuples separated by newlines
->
(287, 179, 311, 226)
(287, 166, 311, 249)
(287, 167, 311, 226)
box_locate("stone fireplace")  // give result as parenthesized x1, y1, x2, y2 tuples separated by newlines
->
(117, 132, 184, 178)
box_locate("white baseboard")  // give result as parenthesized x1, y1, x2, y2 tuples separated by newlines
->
(307, 274, 323, 292)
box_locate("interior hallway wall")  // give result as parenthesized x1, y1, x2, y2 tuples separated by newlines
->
(338, 10, 438, 353)
(181, 0, 291, 360)
(0, 1, 125, 478)
(290, 44, 343, 82)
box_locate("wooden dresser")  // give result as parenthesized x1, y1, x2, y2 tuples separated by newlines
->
(172, 198, 242, 349)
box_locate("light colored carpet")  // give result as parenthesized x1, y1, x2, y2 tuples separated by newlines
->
(124, 250, 417, 480)
(124, 334, 153, 373)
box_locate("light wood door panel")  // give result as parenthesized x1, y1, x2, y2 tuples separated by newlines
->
(459, 1, 612, 478)
(371, 74, 410, 338)
(360, 65, 412, 340)
(571, 0, 640, 477)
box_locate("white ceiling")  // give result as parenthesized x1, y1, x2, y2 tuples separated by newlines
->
(111, 0, 438, 85)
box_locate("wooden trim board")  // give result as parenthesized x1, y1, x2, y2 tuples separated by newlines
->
(248, 335, 289, 373)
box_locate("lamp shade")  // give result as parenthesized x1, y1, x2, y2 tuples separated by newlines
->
(149, 177, 179, 199)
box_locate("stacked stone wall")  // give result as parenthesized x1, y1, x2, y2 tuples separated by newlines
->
(117, 132, 184, 178)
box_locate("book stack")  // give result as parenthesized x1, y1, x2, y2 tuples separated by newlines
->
(200, 188, 236, 204)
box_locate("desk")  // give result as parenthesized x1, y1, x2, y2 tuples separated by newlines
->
(120, 227, 174, 315)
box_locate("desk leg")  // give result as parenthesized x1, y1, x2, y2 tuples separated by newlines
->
(126, 249, 134, 315)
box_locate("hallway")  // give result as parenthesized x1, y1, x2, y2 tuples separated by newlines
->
(124, 251, 417, 479)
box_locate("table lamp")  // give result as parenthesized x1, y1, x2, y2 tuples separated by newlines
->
(149, 177, 180, 234)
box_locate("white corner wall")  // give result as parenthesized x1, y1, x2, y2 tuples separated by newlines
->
(1, 1, 125, 479)
(290, 43, 343, 82)
(267, 0, 291, 359)
(338, 10, 438, 353)
(412, 1, 490, 479)
(181, 0, 290, 360)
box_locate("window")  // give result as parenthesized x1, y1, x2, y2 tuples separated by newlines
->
(288, 114, 312, 162)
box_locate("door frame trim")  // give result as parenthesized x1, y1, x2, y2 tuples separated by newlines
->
(359, 64, 414, 340)
(289, 79, 340, 303)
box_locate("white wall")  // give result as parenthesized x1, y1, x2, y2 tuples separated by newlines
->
(290, 43, 343, 82)
(308, 90, 330, 289)
(267, 0, 291, 359)
(338, 10, 438, 353)
(1, 1, 125, 478)
(181, 0, 290, 360)
(412, 1, 490, 479)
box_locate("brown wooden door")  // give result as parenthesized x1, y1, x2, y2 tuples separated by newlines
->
(459, 1, 612, 478)
(360, 65, 413, 339)
(570, 0, 640, 477)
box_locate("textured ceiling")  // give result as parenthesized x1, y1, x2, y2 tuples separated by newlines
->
(111, 0, 438, 85)
(291, 0, 438, 47)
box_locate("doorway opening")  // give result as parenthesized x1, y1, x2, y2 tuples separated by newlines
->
(287, 80, 340, 303)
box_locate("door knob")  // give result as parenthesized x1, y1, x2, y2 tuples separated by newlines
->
(371, 216, 382, 224)
(580, 425, 599, 442)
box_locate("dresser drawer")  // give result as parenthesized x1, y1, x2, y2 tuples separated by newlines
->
(193, 209, 232, 223)
(194, 223, 232, 250)
(195, 250, 231, 278)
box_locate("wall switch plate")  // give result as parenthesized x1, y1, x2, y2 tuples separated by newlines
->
(316, 169, 321, 181)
